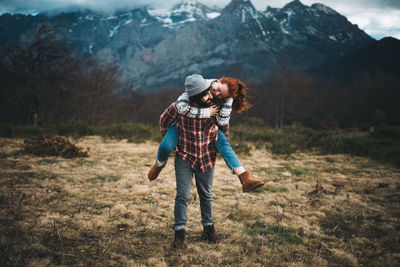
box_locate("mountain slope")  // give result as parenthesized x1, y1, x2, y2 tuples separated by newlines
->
(0, 0, 375, 92)
(310, 37, 400, 82)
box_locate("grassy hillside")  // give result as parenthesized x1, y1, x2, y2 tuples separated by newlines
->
(1, 136, 399, 266)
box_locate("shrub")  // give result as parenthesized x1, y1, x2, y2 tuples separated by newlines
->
(57, 121, 94, 137)
(269, 142, 296, 155)
(23, 135, 88, 158)
(229, 134, 251, 155)
(0, 124, 45, 138)
(370, 125, 400, 140)
(96, 123, 160, 143)
(0, 124, 13, 137)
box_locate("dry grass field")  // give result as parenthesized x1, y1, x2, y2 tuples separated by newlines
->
(1, 136, 399, 266)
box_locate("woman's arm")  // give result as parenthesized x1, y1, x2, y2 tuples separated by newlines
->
(216, 97, 233, 126)
(176, 92, 211, 119)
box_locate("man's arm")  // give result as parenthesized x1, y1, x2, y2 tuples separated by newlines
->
(160, 102, 178, 137)
(176, 92, 211, 119)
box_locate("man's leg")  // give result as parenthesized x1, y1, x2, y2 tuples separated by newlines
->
(195, 167, 218, 243)
(173, 155, 193, 231)
(216, 130, 264, 192)
(148, 122, 178, 181)
(195, 167, 214, 227)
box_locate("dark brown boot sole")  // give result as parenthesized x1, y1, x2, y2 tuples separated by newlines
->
(243, 182, 264, 192)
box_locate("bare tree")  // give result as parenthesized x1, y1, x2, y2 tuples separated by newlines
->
(4, 21, 76, 125)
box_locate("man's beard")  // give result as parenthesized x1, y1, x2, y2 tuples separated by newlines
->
(197, 100, 211, 108)
(191, 99, 212, 108)
(212, 98, 224, 106)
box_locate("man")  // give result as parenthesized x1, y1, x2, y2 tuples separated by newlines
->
(149, 75, 264, 192)
(159, 74, 224, 248)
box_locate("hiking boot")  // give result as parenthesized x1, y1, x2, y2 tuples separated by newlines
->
(147, 161, 165, 181)
(172, 229, 186, 249)
(201, 225, 218, 244)
(238, 171, 264, 192)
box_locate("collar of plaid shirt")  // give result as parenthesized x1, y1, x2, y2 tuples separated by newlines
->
(160, 102, 219, 172)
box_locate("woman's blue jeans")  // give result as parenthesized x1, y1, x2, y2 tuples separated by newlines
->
(157, 122, 242, 171)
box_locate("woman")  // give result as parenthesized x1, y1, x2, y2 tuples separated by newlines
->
(148, 75, 264, 192)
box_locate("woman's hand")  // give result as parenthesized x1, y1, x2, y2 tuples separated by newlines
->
(210, 105, 220, 116)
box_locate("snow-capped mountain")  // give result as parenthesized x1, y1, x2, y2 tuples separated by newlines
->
(149, 0, 221, 28)
(0, 0, 375, 92)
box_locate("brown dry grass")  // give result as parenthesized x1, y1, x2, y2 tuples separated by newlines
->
(1, 136, 399, 266)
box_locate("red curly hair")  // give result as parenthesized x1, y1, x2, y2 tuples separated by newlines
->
(219, 77, 251, 113)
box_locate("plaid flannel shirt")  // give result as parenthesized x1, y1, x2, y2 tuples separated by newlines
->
(160, 101, 229, 172)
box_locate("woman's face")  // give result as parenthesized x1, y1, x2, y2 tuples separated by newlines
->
(211, 81, 230, 99)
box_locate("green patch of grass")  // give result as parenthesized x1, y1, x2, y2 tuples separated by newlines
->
(246, 222, 302, 245)
(86, 175, 122, 183)
(293, 168, 310, 176)
(252, 167, 269, 173)
(96, 123, 160, 143)
(141, 197, 157, 205)
(288, 154, 304, 161)
(269, 201, 286, 208)
(73, 159, 97, 167)
(229, 134, 251, 155)
(339, 168, 362, 176)
(37, 158, 58, 165)
(252, 186, 288, 194)
(233, 123, 400, 167)
(271, 167, 291, 173)
(74, 159, 88, 167)
(268, 142, 297, 155)
(227, 208, 261, 222)
(325, 157, 336, 163)
(319, 206, 365, 239)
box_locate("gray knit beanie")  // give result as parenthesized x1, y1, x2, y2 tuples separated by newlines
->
(184, 74, 216, 97)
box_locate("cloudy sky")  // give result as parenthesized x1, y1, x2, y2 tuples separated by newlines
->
(1, 0, 399, 39)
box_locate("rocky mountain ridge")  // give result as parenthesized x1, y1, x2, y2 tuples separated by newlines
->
(0, 0, 375, 92)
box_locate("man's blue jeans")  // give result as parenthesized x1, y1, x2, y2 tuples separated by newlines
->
(157, 122, 242, 171)
(174, 155, 214, 231)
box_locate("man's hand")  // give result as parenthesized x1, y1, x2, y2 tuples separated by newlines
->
(210, 105, 220, 116)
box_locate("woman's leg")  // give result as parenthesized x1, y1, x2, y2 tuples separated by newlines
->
(216, 129, 264, 192)
(216, 130, 242, 173)
(157, 122, 178, 163)
(148, 122, 178, 181)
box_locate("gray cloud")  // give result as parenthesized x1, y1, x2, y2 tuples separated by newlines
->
(1, 0, 399, 14)
(371, 0, 400, 8)
(0, 0, 399, 39)
(0, 0, 168, 14)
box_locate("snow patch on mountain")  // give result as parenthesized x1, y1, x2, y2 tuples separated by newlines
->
(206, 12, 220, 19)
(109, 24, 120, 38)
(311, 3, 338, 15)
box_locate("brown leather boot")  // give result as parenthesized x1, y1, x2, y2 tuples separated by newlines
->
(147, 161, 165, 181)
(172, 229, 186, 249)
(238, 171, 264, 192)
